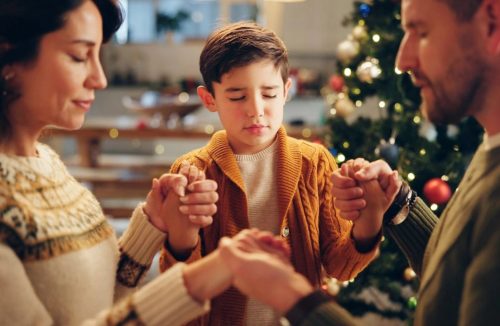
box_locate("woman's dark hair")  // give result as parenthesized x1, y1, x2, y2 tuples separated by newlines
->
(0, 0, 123, 138)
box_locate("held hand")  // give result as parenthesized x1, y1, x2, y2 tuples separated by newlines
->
(332, 159, 401, 220)
(218, 229, 313, 313)
(144, 174, 188, 233)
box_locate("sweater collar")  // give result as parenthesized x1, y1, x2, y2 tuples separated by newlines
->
(206, 126, 302, 218)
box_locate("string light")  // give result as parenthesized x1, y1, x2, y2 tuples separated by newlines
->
(441, 175, 449, 181)
(395, 67, 402, 75)
(343, 68, 352, 77)
(413, 116, 421, 124)
(337, 153, 346, 163)
(378, 100, 386, 109)
(407, 173, 416, 181)
(355, 100, 363, 107)
(342, 141, 350, 149)
(372, 34, 381, 43)
(352, 88, 361, 95)
(394, 103, 403, 112)
(204, 124, 215, 134)
(109, 128, 119, 139)
(419, 149, 426, 156)
(155, 144, 165, 155)
(330, 108, 337, 116)
(430, 204, 438, 211)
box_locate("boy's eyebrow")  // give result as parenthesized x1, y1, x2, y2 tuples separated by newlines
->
(224, 85, 280, 93)
(225, 87, 245, 93)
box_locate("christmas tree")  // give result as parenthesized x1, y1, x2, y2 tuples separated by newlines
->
(322, 0, 483, 322)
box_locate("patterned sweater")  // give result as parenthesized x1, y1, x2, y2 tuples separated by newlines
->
(160, 127, 378, 325)
(0, 143, 209, 326)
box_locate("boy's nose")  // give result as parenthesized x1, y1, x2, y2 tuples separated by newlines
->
(246, 96, 264, 118)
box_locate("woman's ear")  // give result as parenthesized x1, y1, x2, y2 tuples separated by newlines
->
(197, 86, 217, 112)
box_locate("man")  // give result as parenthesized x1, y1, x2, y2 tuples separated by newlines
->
(219, 0, 500, 325)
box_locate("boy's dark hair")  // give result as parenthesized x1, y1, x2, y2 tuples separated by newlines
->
(0, 0, 123, 138)
(199, 21, 289, 95)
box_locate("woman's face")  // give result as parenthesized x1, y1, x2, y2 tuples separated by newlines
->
(9, 0, 107, 134)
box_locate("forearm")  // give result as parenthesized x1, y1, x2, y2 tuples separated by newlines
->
(166, 229, 200, 261)
(384, 197, 437, 277)
(183, 250, 232, 302)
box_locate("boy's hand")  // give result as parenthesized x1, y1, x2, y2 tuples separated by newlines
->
(332, 159, 401, 250)
(144, 163, 218, 239)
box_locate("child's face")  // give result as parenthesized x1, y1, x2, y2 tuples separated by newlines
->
(198, 59, 291, 154)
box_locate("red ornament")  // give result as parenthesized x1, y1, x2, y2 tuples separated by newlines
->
(329, 75, 345, 92)
(136, 119, 148, 130)
(423, 178, 452, 204)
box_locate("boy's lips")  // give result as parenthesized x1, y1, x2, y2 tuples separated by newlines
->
(244, 124, 268, 134)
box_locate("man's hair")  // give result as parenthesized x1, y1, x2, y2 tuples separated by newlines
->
(439, 0, 484, 21)
(199, 21, 289, 95)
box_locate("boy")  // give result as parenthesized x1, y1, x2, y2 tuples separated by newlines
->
(160, 22, 382, 325)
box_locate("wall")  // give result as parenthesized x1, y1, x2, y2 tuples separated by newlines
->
(100, 0, 355, 84)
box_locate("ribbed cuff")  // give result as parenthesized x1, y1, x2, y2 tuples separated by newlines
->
(134, 263, 210, 326)
(326, 229, 379, 281)
(384, 197, 438, 277)
(159, 237, 202, 272)
(118, 203, 166, 265)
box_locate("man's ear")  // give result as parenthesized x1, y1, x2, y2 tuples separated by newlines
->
(483, 0, 500, 54)
(197, 86, 217, 112)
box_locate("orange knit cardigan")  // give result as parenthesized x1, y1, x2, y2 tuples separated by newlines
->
(160, 126, 377, 325)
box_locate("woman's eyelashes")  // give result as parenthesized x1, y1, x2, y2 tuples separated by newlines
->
(69, 54, 87, 63)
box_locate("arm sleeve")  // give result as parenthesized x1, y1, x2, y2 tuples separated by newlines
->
(86, 263, 210, 326)
(284, 290, 359, 326)
(384, 197, 438, 277)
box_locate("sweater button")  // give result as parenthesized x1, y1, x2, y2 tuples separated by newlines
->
(281, 226, 290, 238)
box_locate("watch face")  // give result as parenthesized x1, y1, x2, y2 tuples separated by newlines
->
(391, 206, 410, 225)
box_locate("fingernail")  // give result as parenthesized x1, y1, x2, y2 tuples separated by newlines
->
(179, 206, 188, 214)
(177, 186, 185, 197)
(179, 196, 188, 203)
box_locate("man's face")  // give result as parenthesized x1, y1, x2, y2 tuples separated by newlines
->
(396, 0, 487, 124)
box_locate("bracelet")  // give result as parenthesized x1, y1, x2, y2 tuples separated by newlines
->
(383, 182, 411, 225)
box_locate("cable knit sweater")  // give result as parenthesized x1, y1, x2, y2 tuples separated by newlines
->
(160, 127, 378, 325)
(0, 143, 209, 326)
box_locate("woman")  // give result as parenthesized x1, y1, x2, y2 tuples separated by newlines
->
(0, 1, 224, 325)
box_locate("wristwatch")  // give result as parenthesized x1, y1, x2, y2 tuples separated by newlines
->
(389, 188, 416, 225)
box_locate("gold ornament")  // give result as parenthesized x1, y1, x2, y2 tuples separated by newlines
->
(352, 25, 368, 41)
(356, 57, 382, 83)
(333, 94, 355, 118)
(404, 267, 417, 281)
(336, 38, 360, 64)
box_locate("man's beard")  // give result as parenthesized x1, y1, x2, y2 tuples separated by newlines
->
(417, 41, 486, 125)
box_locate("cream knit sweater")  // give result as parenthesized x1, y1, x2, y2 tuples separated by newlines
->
(0, 143, 209, 325)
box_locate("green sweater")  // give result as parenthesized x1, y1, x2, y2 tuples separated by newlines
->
(287, 143, 500, 326)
